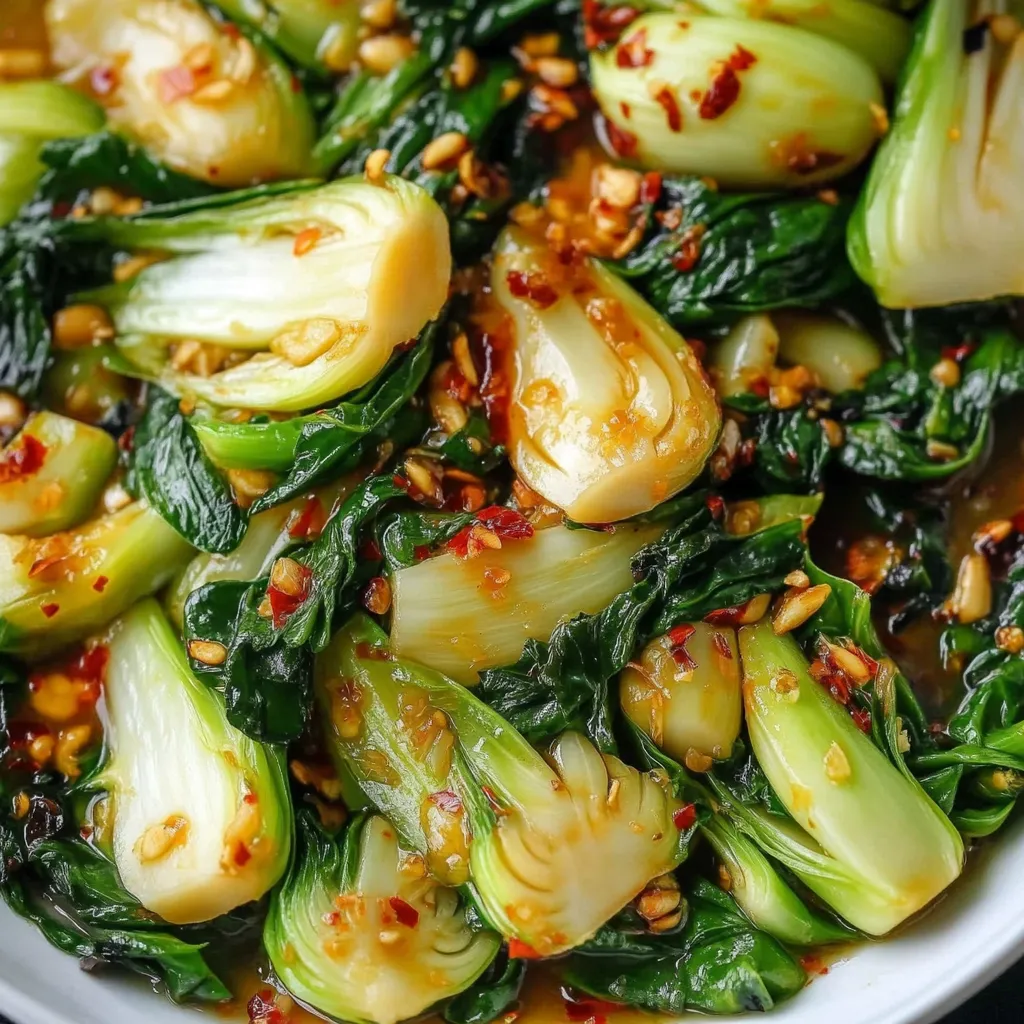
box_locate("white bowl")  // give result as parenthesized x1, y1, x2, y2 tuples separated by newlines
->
(2, 816, 1024, 1024)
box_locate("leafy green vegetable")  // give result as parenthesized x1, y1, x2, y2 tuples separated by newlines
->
(127, 386, 245, 555)
(610, 177, 855, 327)
(561, 879, 806, 1014)
(477, 494, 813, 751)
(194, 319, 437, 512)
(443, 953, 526, 1024)
(183, 475, 406, 741)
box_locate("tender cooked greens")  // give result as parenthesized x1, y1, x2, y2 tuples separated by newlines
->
(692, 0, 912, 82)
(490, 227, 720, 522)
(211, 0, 361, 73)
(0, 411, 117, 536)
(390, 519, 664, 683)
(98, 599, 291, 924)
(45, 0, 316, 186)
(735, 620, 964, 935)
(266, 814, 500, 1024)
(591, 14, 885, 187)
(0, 502, 194, 657)
(66, 177, 451, 411)
(317, 616, 686, 955)
(620, 622, 743, 761)
(0, 81, 104, 226)
(849, 0, 1024, 307)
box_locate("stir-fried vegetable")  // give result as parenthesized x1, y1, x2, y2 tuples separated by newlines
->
(45, 0, 316, 186)
(98, 599, 291, 924)
(0, 502, 194, 656)
(317, 616, 685, 955)
(736, 620, 964, 935)
(266, 815, 500, 1024)
(0, 81, 104, 226)
(848, 0, 1024, 306)
(67, 177, 451, 410)
(590, 14, 885, 187)
(0, 411, 117, 536)
(490, 227, 720, 522)
(390, 518, 664, 683)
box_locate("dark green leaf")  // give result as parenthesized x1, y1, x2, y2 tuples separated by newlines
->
(443, 952, 526, 1024)
(127, 386, 245, 554)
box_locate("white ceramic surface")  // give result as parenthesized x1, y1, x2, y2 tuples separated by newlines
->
(2, 815, 1024, 1024)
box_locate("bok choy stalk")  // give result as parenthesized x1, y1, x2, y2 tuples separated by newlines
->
(0, 411, 117, 536)
(590, 14, 885, 187)
(210, 0, 361, 73)
(732, 619, 964, 935)
(0, 502, 194, 657)
(489, 226, 720, 523)
(265, 815, 500, 1024)
(620, 623, 742, 761)
(390, 517, 665, 684)
(45, 0, 316, 187)
(848, 0, 1024, 307)
(691, 0, 912, 82)
(96, 599, 291, 924)
(66, 177, 451, 411)
(316, 616, 686, 955)
(0, 81, 104, 226)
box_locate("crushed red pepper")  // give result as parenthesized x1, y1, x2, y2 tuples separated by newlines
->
(0, 434, 47, 484)
(673, 803, 697, 830)
(615, 28, 653, 69)
(652, 84, 682, 132)
(506, 270, 559, 309)
(388, 896, 420, 928)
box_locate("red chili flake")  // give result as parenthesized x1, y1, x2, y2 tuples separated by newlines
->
(736, 438, 757, 467)
(619, 100, 632, 119)
(355, 641, 392, 662)
(604, 117, 638, 159)
(729, 45, 757, 71)
(40, 603, 59, 619)
(429, 790, 463, 814)
(712, 632, 733, 659)
(157, 64, 196, 104)
(73, 644, 109, 689)
(0, 434, 47, 485)
(583, 0, 640, 49)
(671, 227, 704, 272)
(666, 623, 697, 669)
(942, 341, 976, 363)
(289, 495, 325, 540)
(508, 938, 543, 960)
(247, 989, 289, 1024)
(233, 842, 252, 867)
(388, 896, 420, 928)
(1012, 510, 1024, 536)
(267, 566, 311, 629)
(785, 141, 844, 176)
(361, 538, 383, 561)
(673, 803, 697, 830)
(652, 85, 682, 132)
(92, 575, 109, 593)
(640, 171, 662, 205)
(244, 792, 259, 806)
(413, 545, 431, 561)
(482, 785, 505, 815)
(506, 270, 559, 310)
(89, 64, 119, 97)
(705, 495, 725, 520)
(290, 73, 302, 93)
(851, 707, 872, 734)
(477, 506, 534, 540)
(699, 65, 740, 120)
(616, 28, 653, 68)
(392, 473, 410, 490)
(221, 21, 241, 39)
(118, 426, 135, 453)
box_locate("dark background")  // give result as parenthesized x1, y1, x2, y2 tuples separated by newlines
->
(2, 960, 1024, 1023)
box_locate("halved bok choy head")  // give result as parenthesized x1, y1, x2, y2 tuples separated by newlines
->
(265, 814, 500, 1024)
(315, 616, 686, 956)
(67, 177, 452, 411)
(0, 501, 194, 657)
(0, 411, 117, 537)
(489, 226, 720, 523)
(96, 599, 291, 924)
(390, 516, 664, 683)
(733, 620, 964, 936)
(590, 13, 885, 188)
(45, 0, 316, 186)
(0, 80, 104, 226)
(848, 0, 1024, 306)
